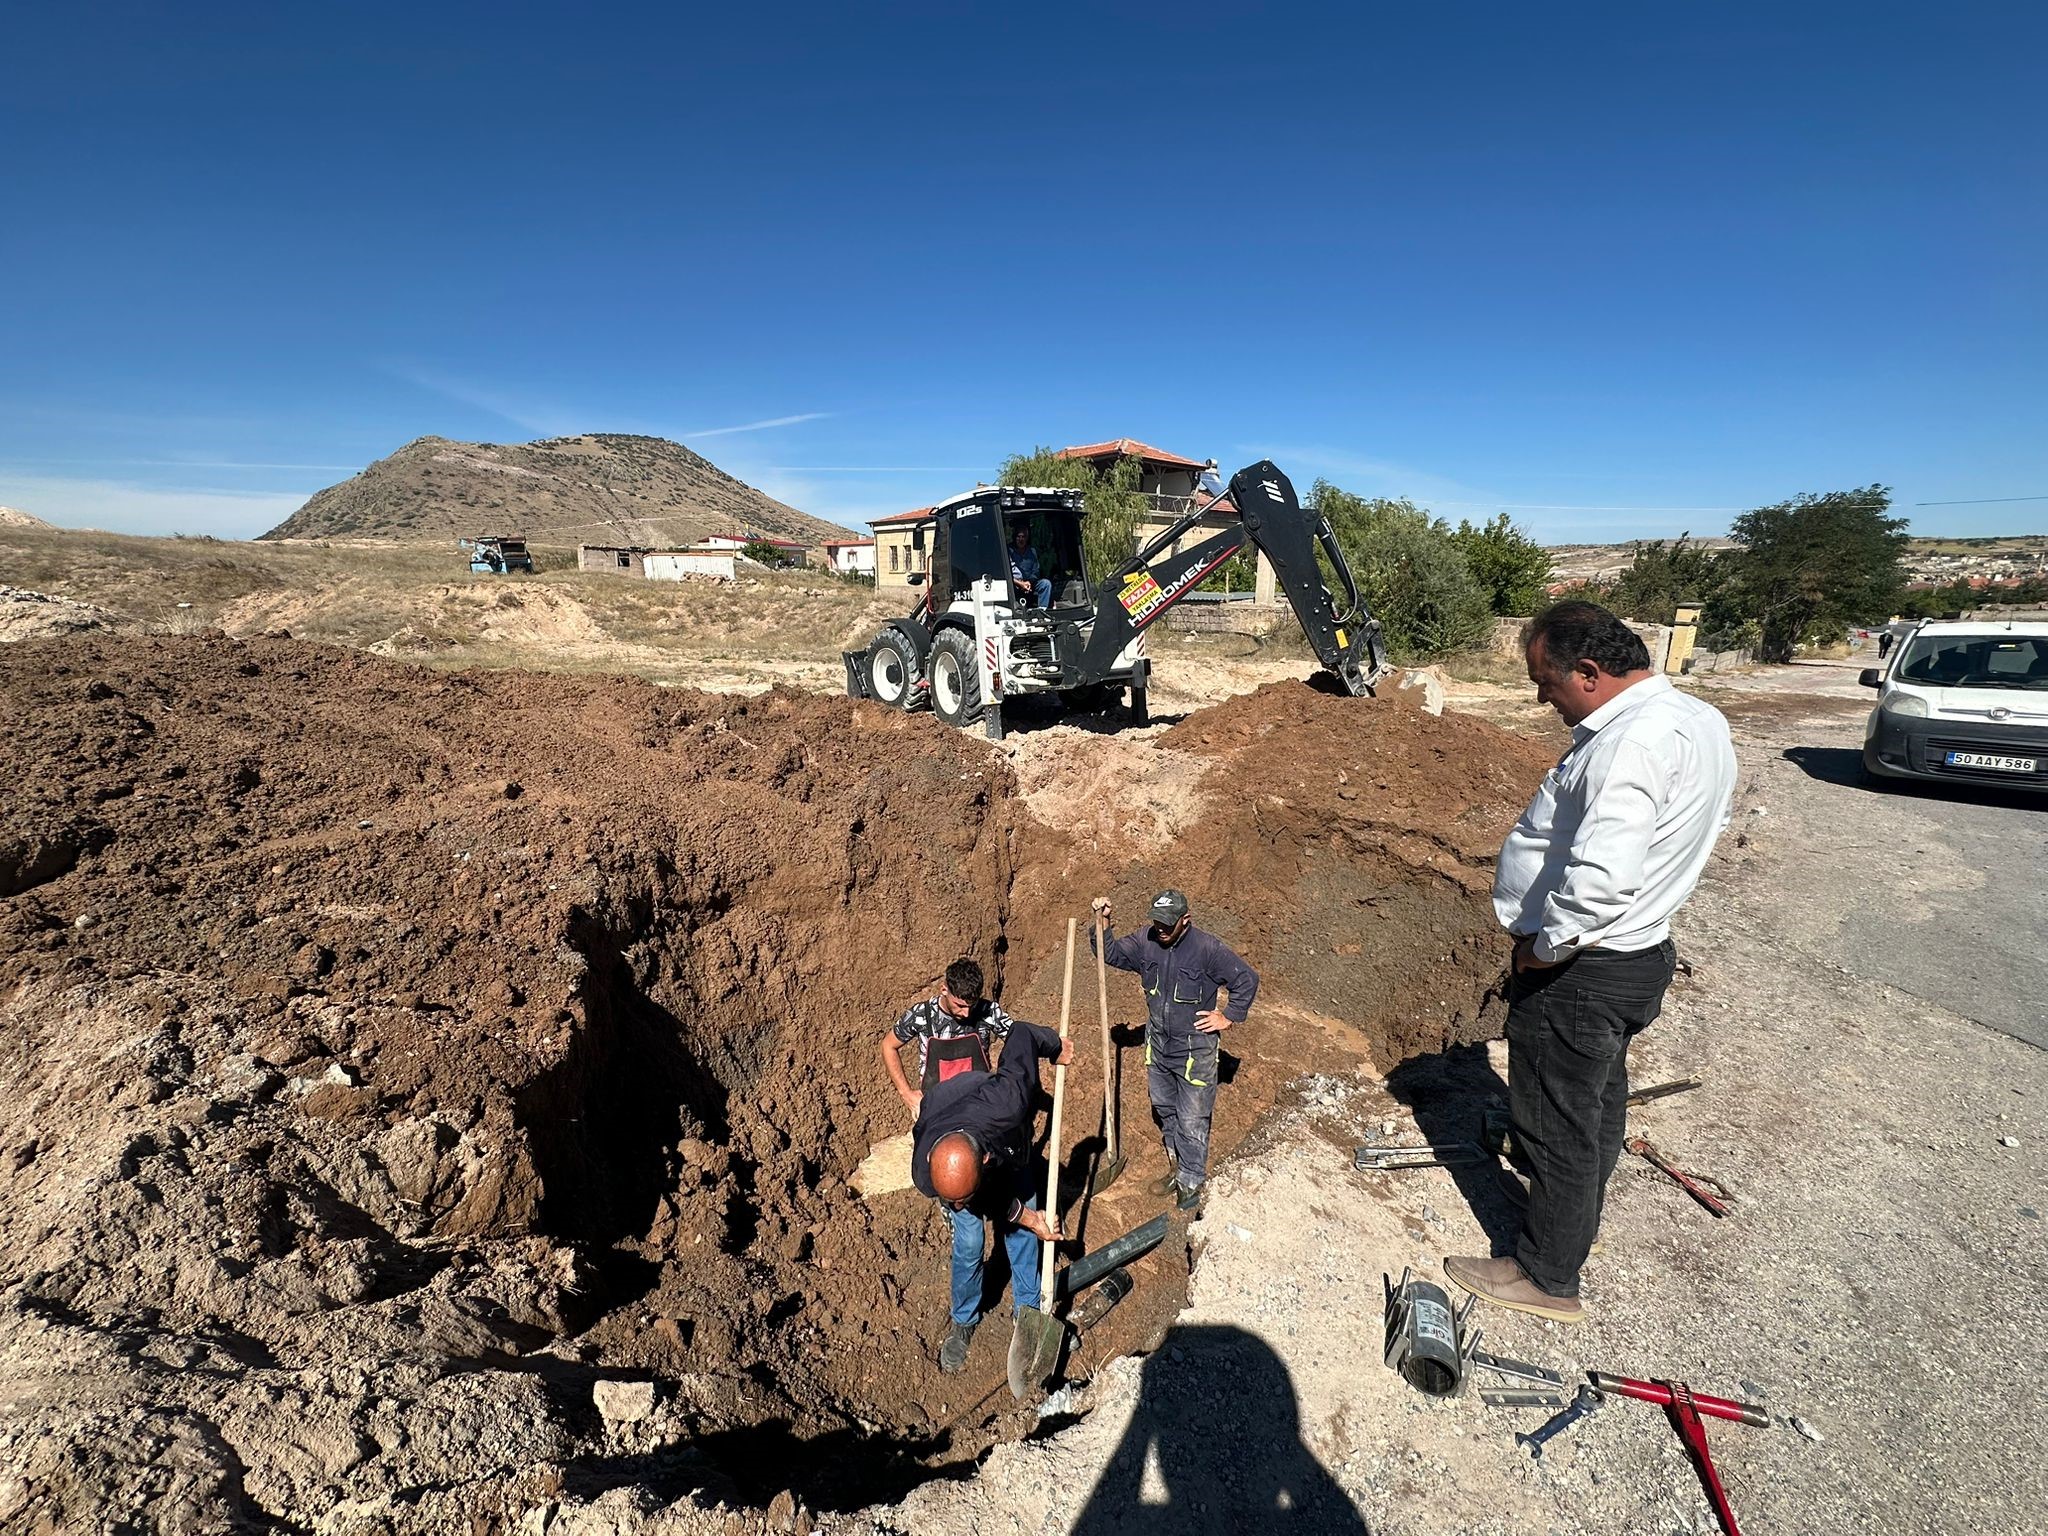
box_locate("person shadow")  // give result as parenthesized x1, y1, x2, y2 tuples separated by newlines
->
(1382, 1040, 1523, 1252)
(1070, 1324, 1371, 1533)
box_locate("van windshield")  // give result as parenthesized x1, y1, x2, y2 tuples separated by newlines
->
(1893, 634, 2048, 691)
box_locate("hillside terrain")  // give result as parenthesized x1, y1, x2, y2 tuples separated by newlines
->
(0, 506, 52, 531)
(1545, 532, 2047, 590)
(259, 433, 855, 548)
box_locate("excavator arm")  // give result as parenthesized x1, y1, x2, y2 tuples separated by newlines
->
(1075, 460, 1390, 695)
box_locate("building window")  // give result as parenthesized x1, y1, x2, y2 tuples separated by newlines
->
(890, 544, 900, 573)
(617, 552, 631, 569)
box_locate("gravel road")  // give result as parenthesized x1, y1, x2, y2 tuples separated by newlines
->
(854, 668, 2048, 1536)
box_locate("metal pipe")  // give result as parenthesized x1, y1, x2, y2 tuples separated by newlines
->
(1058, 1213, 1169, 1298)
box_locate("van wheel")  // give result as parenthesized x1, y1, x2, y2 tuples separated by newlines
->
(928, 630, 985, 728)
(865, 631, 921, 710)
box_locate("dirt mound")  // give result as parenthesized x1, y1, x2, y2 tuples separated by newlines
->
(0, 586, 120, 644)
(1153, 680, 1556, 1061)
(259, 432, 856, 548)
(0, 641, 1548, 1530)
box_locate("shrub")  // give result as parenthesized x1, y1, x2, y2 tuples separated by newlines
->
(1311, 483, 1493, 660)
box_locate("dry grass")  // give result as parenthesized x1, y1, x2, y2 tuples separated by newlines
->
(0, 527, 882, 687)
(1436, 644, 1530, 688)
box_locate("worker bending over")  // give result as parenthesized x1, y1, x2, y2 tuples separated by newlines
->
(911, 1004, 1071, 1373)
(1091, 891, 1258, 1212)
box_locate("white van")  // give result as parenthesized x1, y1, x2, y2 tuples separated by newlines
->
(1861, 617, 2048, 791)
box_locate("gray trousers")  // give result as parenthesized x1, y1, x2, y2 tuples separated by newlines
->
(1147, 1029, 1220, 1189)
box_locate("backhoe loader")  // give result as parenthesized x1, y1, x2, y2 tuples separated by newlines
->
(844, 461, 1389, 739)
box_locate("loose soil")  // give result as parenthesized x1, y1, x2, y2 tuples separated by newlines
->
(0, 639, 1548, 1532)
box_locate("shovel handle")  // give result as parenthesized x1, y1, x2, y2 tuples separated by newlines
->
(1096, 912, 1116, 1160)
(1043, 918, 1076, 1300)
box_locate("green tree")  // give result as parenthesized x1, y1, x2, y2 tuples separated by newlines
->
(998, 447, 1148, 581)
(1715, 486, 1907, 663)
(1311, 483, 1494, 659)
(1449, 513, 1552, 616)
(1597, 535, 1730, 625)
(740, 538, 788, 567)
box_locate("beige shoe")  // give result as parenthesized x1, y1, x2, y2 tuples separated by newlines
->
(1443, 1255, 1585, 1324)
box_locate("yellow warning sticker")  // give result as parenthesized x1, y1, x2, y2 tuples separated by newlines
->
(1118, 572, 1164, 619)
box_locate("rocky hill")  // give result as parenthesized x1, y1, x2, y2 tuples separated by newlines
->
(259, 433, 854, 547)
(0, 506, 52, 531)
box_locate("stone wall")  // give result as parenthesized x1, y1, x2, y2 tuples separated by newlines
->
(1156, 600, 1295, 637)
(1490, 614, 1674, 671)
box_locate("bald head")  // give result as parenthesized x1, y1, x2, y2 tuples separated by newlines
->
(928, 1131, 984, 1204)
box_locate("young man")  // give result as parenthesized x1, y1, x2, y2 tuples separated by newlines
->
(911, 1011, 1071, 1373)
(880, 957, 1018, 1121)
(1090, 890, 1259, 1211)
(1446, 601, 1735, 1324)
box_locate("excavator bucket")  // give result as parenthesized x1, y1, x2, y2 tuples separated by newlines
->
(1228, 462, 1390, 696)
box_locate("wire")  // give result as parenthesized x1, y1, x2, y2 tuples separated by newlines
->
(1912, 494, 2048, 507)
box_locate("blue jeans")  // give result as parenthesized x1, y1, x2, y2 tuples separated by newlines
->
(949, 1193, 1041, 1324)
(1147, 1032, 1219, 1190)
(1021, 577, 1052, 609)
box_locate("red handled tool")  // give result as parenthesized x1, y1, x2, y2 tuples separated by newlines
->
(1625, 1134, 1732, 1218)
(1589, 1372, 1769, 1536)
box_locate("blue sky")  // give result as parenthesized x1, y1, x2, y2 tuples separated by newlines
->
(3, 2, 2042, 543)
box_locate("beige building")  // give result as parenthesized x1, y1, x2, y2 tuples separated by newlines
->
(1056, 438, 1275, 603)
(872, 507, 936, 590)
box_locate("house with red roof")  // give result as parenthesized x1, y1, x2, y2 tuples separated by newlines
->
(821, 537, 876, 577)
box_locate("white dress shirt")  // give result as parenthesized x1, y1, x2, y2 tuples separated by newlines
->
(1493, 675, 1737, 962)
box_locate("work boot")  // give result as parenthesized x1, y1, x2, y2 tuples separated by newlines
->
(1443, 1255, 1584, 1324)
(1147, 1156, 1180, 1197)
(938, 1318, 977, 1373)
(1176, 1182, 1203, 1214)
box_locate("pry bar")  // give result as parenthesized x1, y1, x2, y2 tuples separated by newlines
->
(1625, 1077, 1702, 1107)
(1625, 1135, 1732, 1218)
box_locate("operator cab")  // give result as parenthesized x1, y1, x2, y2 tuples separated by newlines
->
(927, 487, 1092, 614)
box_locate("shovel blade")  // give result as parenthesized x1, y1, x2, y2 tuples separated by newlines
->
(1088, 1154, 1128, 1195)
(1008, 1307, 1065, 1399)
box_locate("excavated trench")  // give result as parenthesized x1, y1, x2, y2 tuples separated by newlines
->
(0, 635, 1555, 1525)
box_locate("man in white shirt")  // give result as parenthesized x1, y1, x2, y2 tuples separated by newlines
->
(1445, 601, 1736, 1324)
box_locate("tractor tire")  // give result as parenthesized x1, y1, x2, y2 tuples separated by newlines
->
(865, 630, 921, 711)
(927, 629, 985, 729)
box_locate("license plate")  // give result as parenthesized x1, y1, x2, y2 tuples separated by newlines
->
(1944, 751, 2037, 773)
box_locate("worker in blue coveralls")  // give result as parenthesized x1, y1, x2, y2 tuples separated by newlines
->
(1090, 890, 1259, 1212)
(1010, 524, 1053, 609)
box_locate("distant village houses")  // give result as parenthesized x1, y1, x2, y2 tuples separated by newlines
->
(577, 528, 827, 583)
(577, 544, 742, 581)
(822, 538, 875, 576)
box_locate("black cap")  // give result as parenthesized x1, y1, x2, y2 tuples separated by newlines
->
(1149, 890, 1189, 927)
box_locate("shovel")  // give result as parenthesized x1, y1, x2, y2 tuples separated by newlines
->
(1008, 916, 1076, 1399)
(1088, 910, 1126, 1195)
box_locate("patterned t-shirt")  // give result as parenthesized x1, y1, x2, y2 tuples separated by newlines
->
(893, 996, 1018, 1085)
